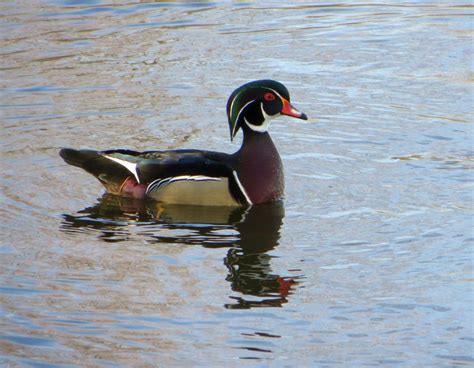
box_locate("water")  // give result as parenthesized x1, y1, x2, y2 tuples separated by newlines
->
(1, 0, 473, 366)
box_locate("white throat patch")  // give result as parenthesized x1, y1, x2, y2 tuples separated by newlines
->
(244, 102, 277, 133)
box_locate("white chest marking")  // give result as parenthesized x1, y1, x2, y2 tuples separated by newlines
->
(232, 171, 253, 205)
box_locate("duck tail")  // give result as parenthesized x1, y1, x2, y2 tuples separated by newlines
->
(59, 148, 134, 194)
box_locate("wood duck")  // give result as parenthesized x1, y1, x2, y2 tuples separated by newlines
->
(60, 80, 307, 206)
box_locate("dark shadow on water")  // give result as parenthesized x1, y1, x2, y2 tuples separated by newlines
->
(60, 194, 300, 309)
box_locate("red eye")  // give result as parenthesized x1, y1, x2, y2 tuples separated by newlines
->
(264, 92, 276, 101)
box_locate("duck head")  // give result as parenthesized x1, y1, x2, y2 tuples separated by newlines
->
(226, 79, 308, 141)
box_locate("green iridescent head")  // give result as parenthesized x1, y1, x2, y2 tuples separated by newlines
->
(226, 79, 307, 141)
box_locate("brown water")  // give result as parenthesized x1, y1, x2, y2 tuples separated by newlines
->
(1, 1, 473, 366)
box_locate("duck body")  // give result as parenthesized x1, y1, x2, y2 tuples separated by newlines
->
(60, 132, 282, 206)
(60, 80, 307, 206)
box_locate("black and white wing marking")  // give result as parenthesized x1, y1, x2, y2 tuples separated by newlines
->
(146, 175, 222, 196)
(103, 154, 141, 183)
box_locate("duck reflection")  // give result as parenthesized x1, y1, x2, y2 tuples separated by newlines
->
(61, 194, 299, 308)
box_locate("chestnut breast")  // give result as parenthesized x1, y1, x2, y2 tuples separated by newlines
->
(235, 133, 284, 204)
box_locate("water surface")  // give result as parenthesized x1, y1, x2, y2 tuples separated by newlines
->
(1, 0, 473, 366)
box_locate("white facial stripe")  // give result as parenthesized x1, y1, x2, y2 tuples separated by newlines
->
(265, 88, 303, 117)
(229, 90, 247, 125)
(261, 102, 271, 120)
(233, 99, 255, 137)
(229, 93, 238, 121)
(245, 117, 272, 133)
(104, 155, 140, 183)
(245, 99, 282, 133)
(232, 171, 253, 205)
(230, 86, 283, 121)
(263, 87, 285, 101)
(231, 87, 285, 117)
(243, 101, 275, 133)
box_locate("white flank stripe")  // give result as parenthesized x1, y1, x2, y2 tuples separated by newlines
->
(104, 155, 140, 183)
(146, 175, 221, 195)
(232, 171, 252, 205)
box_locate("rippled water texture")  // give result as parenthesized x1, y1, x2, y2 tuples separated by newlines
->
(1, 1, 473, 366)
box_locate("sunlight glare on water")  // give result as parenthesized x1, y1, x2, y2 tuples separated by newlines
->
(1, 0, 473, 366)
